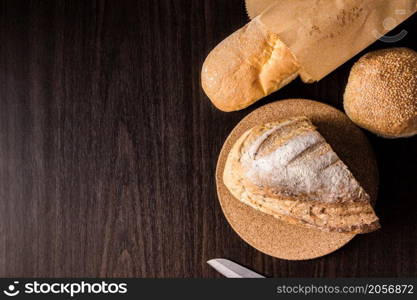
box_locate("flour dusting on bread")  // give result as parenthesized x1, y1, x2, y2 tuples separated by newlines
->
(224, 116, 380, 234)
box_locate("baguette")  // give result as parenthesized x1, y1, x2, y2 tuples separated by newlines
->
(201, 18, 300, 112)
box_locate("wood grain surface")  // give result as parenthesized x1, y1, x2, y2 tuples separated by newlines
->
(0, 0, 416, 278)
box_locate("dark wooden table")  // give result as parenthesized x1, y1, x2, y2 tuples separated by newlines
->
(0, 0, 416, 278)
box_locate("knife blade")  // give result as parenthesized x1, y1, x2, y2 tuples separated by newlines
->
(207, 258, 265, 278)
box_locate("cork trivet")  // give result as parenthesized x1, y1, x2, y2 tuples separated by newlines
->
(216, 99, 378, 260)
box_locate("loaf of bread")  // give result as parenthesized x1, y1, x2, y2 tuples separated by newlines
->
(203, 1, 417, 112)
(223, 116, 380, 234)
(344, 48, 417, 138)
(201, 18, 300, 112)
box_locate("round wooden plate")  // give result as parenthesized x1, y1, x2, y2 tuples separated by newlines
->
(216, 99, 378, 260)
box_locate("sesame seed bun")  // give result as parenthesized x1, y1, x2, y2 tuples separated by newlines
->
(344, 48, 417, 138)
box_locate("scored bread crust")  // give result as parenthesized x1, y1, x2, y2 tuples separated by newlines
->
(201, 17, 300, 112)
(223, 117, 380, 234)
(344, 47, 417, 138)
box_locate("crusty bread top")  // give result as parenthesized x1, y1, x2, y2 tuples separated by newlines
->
(223, 116, 380, 234)
(344, 47, 417, 138)
(201, 17, 300, 112)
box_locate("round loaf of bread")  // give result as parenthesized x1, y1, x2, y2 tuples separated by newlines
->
(344, 47, 417, 138)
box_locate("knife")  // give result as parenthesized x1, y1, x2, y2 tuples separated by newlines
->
(207, 258, 265, 278)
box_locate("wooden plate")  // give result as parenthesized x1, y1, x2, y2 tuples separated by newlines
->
(216, 99, 378, 260)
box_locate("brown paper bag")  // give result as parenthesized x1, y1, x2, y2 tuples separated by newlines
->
(257, 0, 417, 81)
(245, 0, 278, 19)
